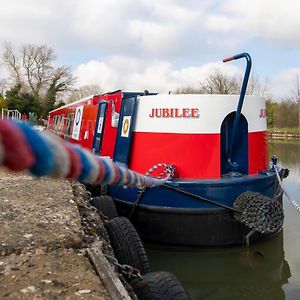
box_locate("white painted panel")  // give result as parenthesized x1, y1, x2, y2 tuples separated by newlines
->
(133, 94, 266, 133)
(71, 105, 84, 140)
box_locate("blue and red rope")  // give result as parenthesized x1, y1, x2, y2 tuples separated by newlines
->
(0, 119, 174, 188)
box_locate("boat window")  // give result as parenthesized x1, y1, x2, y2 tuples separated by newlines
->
(51, 116, 59, 131)
(65, 113, 74, 137)
(58, 115, 64, 131)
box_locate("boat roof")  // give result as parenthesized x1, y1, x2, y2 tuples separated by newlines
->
(49, 90, 157, 114)
(49, 94, 100, 113)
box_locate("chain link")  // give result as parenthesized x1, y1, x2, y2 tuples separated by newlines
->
(104, 254, 144, 282)
(101, 185, 108, 196)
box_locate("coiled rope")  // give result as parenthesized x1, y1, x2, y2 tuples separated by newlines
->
(0, 119, 174, 188)
(127, 163, 176, 219)
(274, 165, 300, 212)
(145, 163, 175, 179)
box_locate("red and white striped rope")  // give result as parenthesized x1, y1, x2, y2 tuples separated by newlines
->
(0, 119, 175, 188)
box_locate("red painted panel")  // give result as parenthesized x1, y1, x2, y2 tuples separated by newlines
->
(80, 105, 98, 150)
(99, 93, 123, 157)
(248, 131, 268, 174)
(129, 132, 220, 179)
(47, 93, 123, 157)
(48, 96, 100, 149)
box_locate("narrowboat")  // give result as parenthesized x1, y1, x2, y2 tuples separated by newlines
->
(48, 53, 288, 246)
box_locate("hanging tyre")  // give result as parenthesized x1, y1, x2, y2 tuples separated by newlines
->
(89, 196, 118, 219)
(130, 271, 191, 300)
(85, 183, 102, 197)
(105, 217, 151, 275)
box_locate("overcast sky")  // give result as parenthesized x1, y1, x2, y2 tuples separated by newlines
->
(1, 0, 300, 98)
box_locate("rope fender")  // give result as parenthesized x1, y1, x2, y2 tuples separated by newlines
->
(0, 119, 174, 188)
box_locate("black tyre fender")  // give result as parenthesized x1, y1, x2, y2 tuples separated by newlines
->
(89, 196, 118, 219)
(105, 217, 151, 275)
(85, 183, 101, 197)
(130, 271, 191, 300)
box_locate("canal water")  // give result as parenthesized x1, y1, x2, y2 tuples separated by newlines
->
(146, 140, 300, 300)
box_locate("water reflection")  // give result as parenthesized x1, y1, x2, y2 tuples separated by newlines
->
(147, 232, 290, 300)
(270, 140, 300, 299)
(269, 140, 300, 180)
(269, 140, 300, 214)
(146, 140, 300, 300)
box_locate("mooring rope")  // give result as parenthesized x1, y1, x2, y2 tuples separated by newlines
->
(0, 119, 174, 188)
(274, 165, 300, 212)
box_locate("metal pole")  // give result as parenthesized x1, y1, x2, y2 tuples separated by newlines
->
(223, 52, 252, 170)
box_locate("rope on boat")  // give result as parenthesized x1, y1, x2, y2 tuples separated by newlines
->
(145, 163, 176, 179)
(128, 163, 176, 219)
(0, 119, 173, 188)
(274, 165, 300, 213)
(162, 184, 241, 212)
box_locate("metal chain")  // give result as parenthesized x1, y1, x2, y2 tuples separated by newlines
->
(101, 185, 108, 196)
(128, 188, 147, 219)
(104, 254, 144, 282)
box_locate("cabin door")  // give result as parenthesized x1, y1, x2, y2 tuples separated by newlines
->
(113, 96, 137, 166)
(221, 112, 248, 175)
(92, 101, 108, 155)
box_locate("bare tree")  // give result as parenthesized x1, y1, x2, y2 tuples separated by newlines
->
(290, 74, 300, 99)
(260, 77, 269, 97)
(0, 78, 8, 96)
(198, 69, 240, 94)
(290, 74, 300, 127)
(21, 44, 55, 99)
(174, 86, 202, 94)
(246, 74, 269, 96)
(273, 99, 299, 128)
(175, 68, 240, 95)
(2, 42, 23, 86)
(175, 68, 268, 97)
(52, 66, 74, 95)
(2, 42, 75, 104)
(67, 84, 104, 103)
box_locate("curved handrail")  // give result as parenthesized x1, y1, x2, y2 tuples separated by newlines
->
(223, 52, 252, 171)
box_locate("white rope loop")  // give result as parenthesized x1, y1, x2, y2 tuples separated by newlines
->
(145, 163, 175, 180)
(274, 165, 300, 212)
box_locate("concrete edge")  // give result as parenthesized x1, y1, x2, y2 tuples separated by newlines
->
(87, 241, 132, 300)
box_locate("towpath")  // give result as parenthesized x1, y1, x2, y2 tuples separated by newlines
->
(0, 169, 133, 299)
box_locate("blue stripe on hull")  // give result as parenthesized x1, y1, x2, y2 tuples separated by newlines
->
(108, 170, 278, 209)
